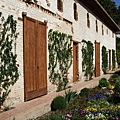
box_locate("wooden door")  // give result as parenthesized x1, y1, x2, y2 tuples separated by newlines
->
(23, 16, 47, 101)
(109, 50, 111, 70)
(73, 42, 78, 82)
(95, 41, 100, 77)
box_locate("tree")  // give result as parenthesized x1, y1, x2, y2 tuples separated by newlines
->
(98, 0, 120, 25)
(117, 6, 120, 25)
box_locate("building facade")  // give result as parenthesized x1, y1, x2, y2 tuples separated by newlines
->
(0, 0, 119, 107)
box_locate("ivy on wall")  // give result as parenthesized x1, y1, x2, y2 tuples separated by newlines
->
(48, 29, 72, 91)
(81, 39, 94, 80)
(112, 49, 116, 70)
(102, 46, 108, 74)
(0, 14, 19, 108)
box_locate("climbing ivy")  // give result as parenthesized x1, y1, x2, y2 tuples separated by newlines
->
(48, 29, 72, 91)
(0, 14, 19, 108)
(102, 46, 108, 74)
(81, 39, 94, 80)
(112, 49, 116, 70)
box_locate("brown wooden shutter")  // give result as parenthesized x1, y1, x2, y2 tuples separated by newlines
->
(23, 16, 47, 101)
(95, 41, 100, 77)
(73, 42, 78, 82)
(57, 0, 63, 12)
(109, 50, 111, 70)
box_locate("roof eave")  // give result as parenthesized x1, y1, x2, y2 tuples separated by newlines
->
(79, 0, 120, 32)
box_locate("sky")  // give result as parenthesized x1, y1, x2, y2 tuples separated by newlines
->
(113, 0, 120, 7)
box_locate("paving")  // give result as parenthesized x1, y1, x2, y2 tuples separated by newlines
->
(0, 71, 116, 120)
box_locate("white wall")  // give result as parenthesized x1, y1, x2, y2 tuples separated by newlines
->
(0, 0, 116, 107)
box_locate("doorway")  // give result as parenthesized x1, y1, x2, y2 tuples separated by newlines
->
(95, 41, 100, 77)
(73, 42, 78, 82)
(23, 16, 47, 101)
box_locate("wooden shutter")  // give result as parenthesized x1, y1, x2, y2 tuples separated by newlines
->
(73, 42, 78, 82)
(95, 41, 100, 77)
(109, 50, 111, 70)
(57, 0, 63, 12)
(23, 16, 47, 101)
(36, 21, 47, 95)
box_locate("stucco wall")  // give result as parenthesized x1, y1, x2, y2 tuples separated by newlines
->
(0, 0, 116, 107)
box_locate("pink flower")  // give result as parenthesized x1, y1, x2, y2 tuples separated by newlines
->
(66, 114, 72, 118)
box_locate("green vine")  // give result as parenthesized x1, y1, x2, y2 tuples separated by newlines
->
(48, 29, 72, 91)
(102, 46, 108, 74)
(0, 14, 19, 108)
(112, 49, 116, 70)
(81, 39, 94, 80)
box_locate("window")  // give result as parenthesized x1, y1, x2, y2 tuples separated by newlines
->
(87, 13, 90, 28)
(102, 24, 104, 35)
(106, 29, 108, 34)
(112, 32, 114, 38)
(96, 20, 98, 32)
(57, 0, 63, 12)
(46, 0, 50, 7)
(74, 3, 78, 21)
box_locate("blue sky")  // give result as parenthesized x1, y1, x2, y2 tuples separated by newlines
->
(113, 0, 120, 7)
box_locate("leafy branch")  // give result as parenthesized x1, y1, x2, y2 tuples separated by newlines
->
(102, 46, 108, 74)
(48, 29, 72, 91)
(81, 39, 94, 80)
(0, 14, 19, 108)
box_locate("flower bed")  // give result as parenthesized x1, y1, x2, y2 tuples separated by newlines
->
(37, 74, 120, 120)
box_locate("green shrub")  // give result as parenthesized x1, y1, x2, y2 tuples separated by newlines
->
(109, 74, 120, 85)
(79, 88, 91, 96)
(65, 89, 77, 103)
(71, 116, 86, 120)
(110, 74, 119, 79)
(99, 78, 109, 88)
(114, 80, 120, 92)
(51, 96, 66, 111)
(110, 95, 120, 104)
(45, 114, 63, 120)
